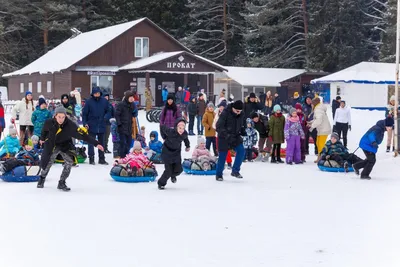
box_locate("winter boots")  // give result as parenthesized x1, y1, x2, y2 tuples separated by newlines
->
(231, 172, 243, 178)
(216, 175, 223, 181)
(37, 176, 46, 188)
(57, 180, 71, 191)
(386, 146, 395, 152)
(189, 130, 195, 136)
(89, 157, 95, 165)
(98, 159, 109, 165)
(171, 176, 177, 183)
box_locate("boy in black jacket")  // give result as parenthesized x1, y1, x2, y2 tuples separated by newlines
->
(38, 106, 104, 191)
(251, 112, 270, 161)
(158, 118, 190, 190)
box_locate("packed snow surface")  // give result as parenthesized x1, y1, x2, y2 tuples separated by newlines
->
(0, 109, 399, 267)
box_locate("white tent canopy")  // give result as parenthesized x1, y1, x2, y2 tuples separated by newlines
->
(311, 62, 397, 84)
(223, 66, 306, 87)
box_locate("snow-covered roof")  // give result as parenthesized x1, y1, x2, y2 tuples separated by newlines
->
(119, 52, 183, 70)
(3, 18, 146, 77)
(311, 62, 397, 84)
(75, 66, 119, 72)
(223, 67, 306, 87)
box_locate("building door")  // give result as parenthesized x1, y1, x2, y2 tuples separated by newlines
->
(137, 78, 156, 106)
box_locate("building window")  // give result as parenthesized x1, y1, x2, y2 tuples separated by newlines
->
(28, 82, 32, 92)
(135, 37, 149, 58)
(47, 81, 52, 93)
(91, 75, 113, 96)
(336, 86, 341, 96)
(37, 82, 42, 93)
(20, 83, 24, 93)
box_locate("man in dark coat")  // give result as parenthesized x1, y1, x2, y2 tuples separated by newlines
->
(272, 92, 283, 110)
(216, 100, 246, 181)
(103, 93, 114, 154)
(244, 92, 263, 119)
(331, 96, 341, 118)
(82, 87, 110, 165)
(158, 118, 190, 189)
(37, 106, 103, 191)
(115, 91, 136, 158)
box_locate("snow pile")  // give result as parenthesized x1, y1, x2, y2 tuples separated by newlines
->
(0, 109, 399, 267)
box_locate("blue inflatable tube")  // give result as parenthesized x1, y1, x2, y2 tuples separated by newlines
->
(183, 167, 216, 175)
(110, 175, 156, 183)
(318, 165, 354, 173)
(0, 174, 40, 183)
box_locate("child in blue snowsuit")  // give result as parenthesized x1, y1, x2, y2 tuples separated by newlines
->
(145, 131, 163, 161)
(243, 118, 258, 162)
(0, 126, 21, 158)
(353, 119, 386, 179)
(110, 118, 120, 158)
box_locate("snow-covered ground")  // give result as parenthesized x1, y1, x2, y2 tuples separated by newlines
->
(1, 108, 400, 267)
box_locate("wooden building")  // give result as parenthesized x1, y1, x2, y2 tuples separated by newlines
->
(3, 18, 226, 105)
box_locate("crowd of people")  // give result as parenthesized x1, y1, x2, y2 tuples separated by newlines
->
(0, 87, 398, 191)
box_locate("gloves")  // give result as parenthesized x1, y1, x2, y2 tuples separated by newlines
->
(185, 147, 190, 152)
(372, 142, 378, 148)
(10, 118, 15, 124)
(349, 125, 351, 131)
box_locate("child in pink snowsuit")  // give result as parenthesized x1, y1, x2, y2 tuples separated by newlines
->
(284, 108, 305, 164)
(192, 137, 217, 162)
(115, 141, 152, 170)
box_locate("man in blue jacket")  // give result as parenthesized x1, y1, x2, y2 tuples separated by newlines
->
(353, 119, 386, 179)
(82, 87, 110, 165)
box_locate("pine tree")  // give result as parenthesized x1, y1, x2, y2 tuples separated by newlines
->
(110, 0, 190, 39)
(243, 0, 306, 68)
(184, 0, 246, 65)
(307, 0, 376, 72)
(380, 0, 396, 62)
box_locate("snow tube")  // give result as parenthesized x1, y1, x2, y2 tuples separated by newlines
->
(318, 165, 354, 173)
(110, 175, 156, 183)
(183, 168, 217, 175)
(109, 165, 157, 183)
(182, 159, 217, 175)
(0, 166, 41, 183)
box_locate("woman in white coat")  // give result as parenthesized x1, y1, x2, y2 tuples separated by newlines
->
(308, 97, 331, 162)
(11, 91, 35, 145)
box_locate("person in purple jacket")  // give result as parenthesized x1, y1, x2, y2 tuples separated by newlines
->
(160, 94, 181, 128)
(284, 108, 305, 164)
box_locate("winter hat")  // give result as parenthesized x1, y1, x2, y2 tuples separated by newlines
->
(289, 108, 297, 115)
(218, 100, 227, 108)
(109, 118, 116, 123)
(295, 103, 302, 110)
(390, 95, 396, 102)
(331, 132, 340, 141)
(197, 136, 206, 146)
(336, 96, 341, 100)
(207, 102, 215, 109)
(246, 118, 253, 126)
(232, 100, 244, 110)
(150, 132, 156, 138)
(167, 93, 174, 101)
(54, 105, 67, 115)
(312, 97, 321, 106)
(249, 92, 256, 99)
(38, 98, 47, 106)
(133, 141, 142, 151)
(124, 90, 134, 99)
(25, 91, 32, 97)
(273, 104, 281, 113)
(294, 92, 299, 98)
(385, 116, 395, 127)
(9, 125, 17, 135)
(250, 112, 259, 119)
(31, 135, 39, 143)
(39, 95, 45, 100)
